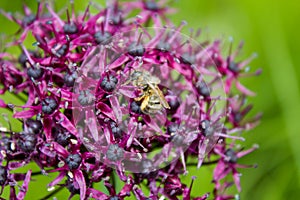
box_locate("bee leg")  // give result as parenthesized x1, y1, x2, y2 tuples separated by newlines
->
(134, 95, 144, 101)
(140, 95, 150, 113)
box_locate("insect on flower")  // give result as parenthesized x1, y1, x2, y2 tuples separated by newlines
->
(127, 70, 170, 114)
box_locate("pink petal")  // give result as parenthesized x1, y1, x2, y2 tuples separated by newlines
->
(55, 112, 78, 138)
(0, 99, 6, 108)
(53, 142, 69, 158)
(98, 102, 116, 121)
(48, 171, 66, 187)
(232, 169, 241, 192)
(17, 170, 31, 200)
(109, 95, 122, 123)
(74, 170, 87, 200)
(236, 81, 256, 96)
(86, 188, 108, 199)
(13, 108, 39, 118)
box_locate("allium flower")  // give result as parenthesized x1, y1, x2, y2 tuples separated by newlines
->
(0, 1, 261, 199)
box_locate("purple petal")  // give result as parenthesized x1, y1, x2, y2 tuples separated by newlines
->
(109, 95, 122, 123)
(74, 170, 87, 200)
(98, 102, 116, 121)
(53, 142, 69, 158)
(13, 108, 39, 118)
(55, 112, 79, 138)
(48, 171, 66, 187)
(0, 99, 6, 108)
(17, 170, 31, 200)
(86, 188, 108, 199)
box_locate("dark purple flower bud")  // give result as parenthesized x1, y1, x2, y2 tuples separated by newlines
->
(42, 97, 58, 115)
(25, 119, 43, 134)
(233, 112, 243, 123)
(63, 23, 78, 34)
(106, 144, 124, 162)
(0, 166, 7, 186)
(66, 178, 80, 194)
(65, 154, 82, 170)
(225, 149, 238, 163)
(156, 42, 171, 52)
(94, 31, 112, 45)
(128, 42, 145, 57)
(110, 121, 123, 139)
(55, 44, 68, 57)
(172, 133, 185, 146)
(167, 96, 180, 112)
(0, 137, 13, 152)
(64, 71, 78, 87)
(77, 90, 94, 106)
(110, 197, 120, 200)
(130, 101, 142, 114)
(145, 1, 159, 11)
(22, 14, 35, 26)
(18, 132, 37, 152)
(196, 81, 210, 97)
(18, 51, 40, 68)
(52, 126, 71, 146)
(140, 159, 155, 174)
(228, 61, 240, 73)
(110, 14, 122, 25)
(181, 53, 195, 65)
(100, 75, 118, 92)
(200, 120, 214, 137)
(27, 66, 44, 79)
(167, 123, 179, 135)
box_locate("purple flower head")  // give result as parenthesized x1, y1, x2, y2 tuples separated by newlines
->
(0, 0, 261, 199)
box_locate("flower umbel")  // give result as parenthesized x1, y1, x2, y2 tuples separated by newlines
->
(0, 1, 261, 199)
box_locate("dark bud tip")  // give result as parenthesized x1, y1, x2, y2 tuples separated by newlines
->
(42, 97, 58, 115)
(181, 53, 195, 65)
(27, 66, 44, 79)
(167, 123, 179, 135)
(110, 121, 123, 139)
(18, 132, 37, 152)
(145, 1, 159, 11)
(77, 90, 94, 106)
(130, 101, 142, 114)
(53, 126, 71, 147)
(18, 50, 40, 68)
(196, 81, 210, 97)
(66, 179, 80, 194)
(63, 23, 78, 34)
(156, 42, 171, 52)
(65, 154, 82, 170)
(56, 44, 68, 57)
(0, 166, 7, 186)
(228, 61, 240, 73)
(25, 119, 43, 134)
(128, 43, 145, 57)
(22, 14, 35, 27)
(110, 197, 120, 200)
(225, 149, 238, 163)
(100, 75, 118, 92)
(64, 71, 78, 87)
(200, 120, 214, 137)
(167, 96, 180, 112)
(94, 31, 112, 45)
(106, 144, 124, 162)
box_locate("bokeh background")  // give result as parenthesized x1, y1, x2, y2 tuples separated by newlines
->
(1, 0, 300, 199)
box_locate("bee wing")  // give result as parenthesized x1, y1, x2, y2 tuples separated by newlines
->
(147, 83, 170, 109)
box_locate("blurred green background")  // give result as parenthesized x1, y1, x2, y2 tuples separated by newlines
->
(1, 0, 300, 199)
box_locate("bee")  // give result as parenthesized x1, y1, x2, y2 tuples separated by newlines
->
(128, 70, 170, 114)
